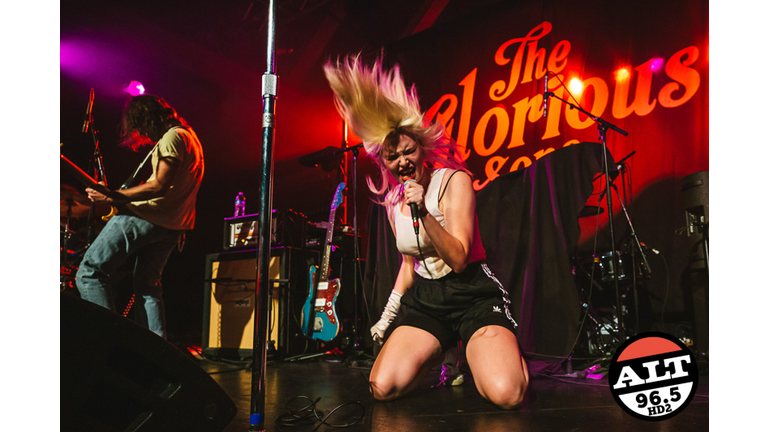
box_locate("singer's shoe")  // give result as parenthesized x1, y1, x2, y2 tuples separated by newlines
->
(437, 363, 464, 387)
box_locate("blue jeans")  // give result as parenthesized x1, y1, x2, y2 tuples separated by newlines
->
(76, 214, 182, 339)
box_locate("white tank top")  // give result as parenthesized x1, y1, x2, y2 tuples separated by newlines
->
(394, 169, 485, 279)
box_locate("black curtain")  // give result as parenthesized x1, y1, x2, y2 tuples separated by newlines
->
(362, 142, 614, 371)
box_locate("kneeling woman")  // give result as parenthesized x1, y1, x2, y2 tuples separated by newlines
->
(324, 55, 528, 409)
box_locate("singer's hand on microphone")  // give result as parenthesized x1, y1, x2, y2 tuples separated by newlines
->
(402, 180, 427, 218)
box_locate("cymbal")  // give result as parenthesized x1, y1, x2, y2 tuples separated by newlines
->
(578, 205, 605, 218)
(60, 185, 109, 218)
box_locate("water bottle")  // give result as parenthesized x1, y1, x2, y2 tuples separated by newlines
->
(234, 192, 246, 217)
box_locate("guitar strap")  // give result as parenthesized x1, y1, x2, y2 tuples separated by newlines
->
(120, 125, 190, 190)
(119, 143, 158, 190)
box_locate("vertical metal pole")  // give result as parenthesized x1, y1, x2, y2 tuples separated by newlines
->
(599, 127, 624, 343)
(251, 1, 277, 431)
(341, 120, 349, 226)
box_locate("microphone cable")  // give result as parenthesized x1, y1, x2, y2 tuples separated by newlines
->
(402, 179, 435, 279)
(275, 395, 366, 431)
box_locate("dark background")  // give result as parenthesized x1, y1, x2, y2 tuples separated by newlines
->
(59, 0, 709, 346)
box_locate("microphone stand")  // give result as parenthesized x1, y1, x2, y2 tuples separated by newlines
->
(335, 142, 364, 365)
(251, 1, 277, 431)
(608, 165, 651, 336)
(592, 151, 650, 336)
(545, 91, 629, 342)
(84, 106, 107, 247)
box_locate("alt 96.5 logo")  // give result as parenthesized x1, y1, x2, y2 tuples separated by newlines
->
(609, 332, 698, 421)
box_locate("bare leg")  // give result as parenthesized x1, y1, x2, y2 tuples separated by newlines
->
(369, 326, 443, 400)
(465, 325, 529, 409)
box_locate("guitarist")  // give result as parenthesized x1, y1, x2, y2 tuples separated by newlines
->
(76, 95, 204, 340)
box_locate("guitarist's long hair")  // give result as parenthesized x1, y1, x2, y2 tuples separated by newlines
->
(120, 95, 187, 150)
(323, 53, 470, 210)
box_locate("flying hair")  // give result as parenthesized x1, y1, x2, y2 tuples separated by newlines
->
(323, 54, 470, 208)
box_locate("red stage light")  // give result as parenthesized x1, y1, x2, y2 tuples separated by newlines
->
(615, 68, 630, 81)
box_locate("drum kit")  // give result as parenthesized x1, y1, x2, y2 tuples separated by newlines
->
(572, 152, 656, 358)
(59, 184, 110, 292)
(573, 240, 652, 358)
(60, 184, 138, 318)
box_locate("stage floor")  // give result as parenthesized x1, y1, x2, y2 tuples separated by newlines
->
(193, 349, 709, 432)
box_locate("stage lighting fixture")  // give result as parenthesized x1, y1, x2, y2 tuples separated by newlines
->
(650, 57, 664, 71)
(568, 77, 584, 96)
(123, 80, 146, 96)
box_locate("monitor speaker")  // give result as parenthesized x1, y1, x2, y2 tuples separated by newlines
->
(60, 292, 237, 432)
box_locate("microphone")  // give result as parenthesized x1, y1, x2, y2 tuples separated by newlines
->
(615, 150, 636, 171)
(404, 178, 420, 235)
(82, 88, 94, 133)
(542, 73, 549, 118)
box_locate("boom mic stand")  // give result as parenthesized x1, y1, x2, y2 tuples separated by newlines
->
(544, 88, 629, 341)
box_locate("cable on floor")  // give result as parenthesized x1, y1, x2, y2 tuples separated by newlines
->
(275, 395, 366, 431)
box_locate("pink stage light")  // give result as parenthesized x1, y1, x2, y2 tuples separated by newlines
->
(650, 57, 664, 71)
(123, 81, 146, 96)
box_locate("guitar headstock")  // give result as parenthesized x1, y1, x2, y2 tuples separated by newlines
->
(330, 182, 345, 210)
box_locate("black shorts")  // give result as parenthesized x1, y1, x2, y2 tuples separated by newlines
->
(399, 261, 518, 352)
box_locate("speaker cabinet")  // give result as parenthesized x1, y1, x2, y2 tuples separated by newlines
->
(61, 292, 237, 432)
(681, 171, 709, 356)
(202, 247, 318, 358)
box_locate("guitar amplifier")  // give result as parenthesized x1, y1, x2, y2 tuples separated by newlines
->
(202, 247, 319, 358)
(223, 209, 308, 251)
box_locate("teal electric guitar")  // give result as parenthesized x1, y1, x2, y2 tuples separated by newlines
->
(301, 182, 345, 341)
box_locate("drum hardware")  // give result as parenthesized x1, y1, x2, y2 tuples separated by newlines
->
(546, 81, 629, 342)
(61, 185, 80, 292)
(575, 151, 659, 357)
(593, 250, 625, 284)
(60, 185, 96, 292)
(574, 258, 637, 359)
(589, 245, 652, 286)
(61, 186, 110, 219)
(61, 189, 92, 219)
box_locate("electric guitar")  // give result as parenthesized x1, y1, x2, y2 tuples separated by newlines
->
(301, 182, 345, 341)
(60, 152, 118, 221)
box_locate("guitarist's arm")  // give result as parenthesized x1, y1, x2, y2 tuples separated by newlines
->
(86, 157, 180, 205)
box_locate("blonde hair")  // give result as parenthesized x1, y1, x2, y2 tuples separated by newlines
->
(323, 54, 469, 209)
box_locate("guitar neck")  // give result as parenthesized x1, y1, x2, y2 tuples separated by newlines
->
(61, 154, 99, 189)
(318, 208, 337, 282)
